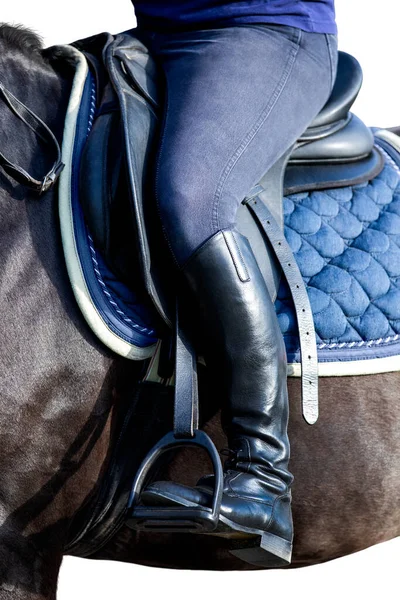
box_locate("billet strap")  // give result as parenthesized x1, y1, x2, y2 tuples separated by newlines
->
(243, 194, 319, 425)
(0, 82, 64, 193)
(173, 295, 199, 438)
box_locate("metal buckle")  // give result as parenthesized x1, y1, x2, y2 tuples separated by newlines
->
(39, 163, 65, 195)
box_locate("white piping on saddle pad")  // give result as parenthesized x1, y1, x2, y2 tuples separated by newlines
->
(288, 354, 400, 378)
(58, 45, 156, 360)
(144, 345, 400, 383)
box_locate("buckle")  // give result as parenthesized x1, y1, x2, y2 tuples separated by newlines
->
(39, 162, 65, 194)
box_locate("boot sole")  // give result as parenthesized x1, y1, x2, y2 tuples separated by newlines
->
(229, 528, 292, 568)
(218, 514, 292, 568)
(141, 486, 292, 568)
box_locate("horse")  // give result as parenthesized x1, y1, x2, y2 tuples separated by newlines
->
(0, 23, 399, 600)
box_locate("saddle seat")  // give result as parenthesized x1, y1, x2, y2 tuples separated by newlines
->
(287, 51, 382, 189)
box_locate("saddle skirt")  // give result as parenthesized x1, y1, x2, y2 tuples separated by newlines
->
(55, 32, 400, 378)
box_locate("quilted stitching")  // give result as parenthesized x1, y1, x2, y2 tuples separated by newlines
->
(277, 147, 400, 355)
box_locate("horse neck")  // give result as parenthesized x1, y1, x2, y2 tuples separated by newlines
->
(0, 45, 71, 142)
(0, 44, 72, 213)
(0, 39, 123, 570)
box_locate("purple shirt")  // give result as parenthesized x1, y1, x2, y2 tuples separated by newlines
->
(133, 1, 337, 34)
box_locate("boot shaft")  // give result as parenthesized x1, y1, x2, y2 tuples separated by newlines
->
(182, 228, 293, 490)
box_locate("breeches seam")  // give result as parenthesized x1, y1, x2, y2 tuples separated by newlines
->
(211, 39, 300, 231)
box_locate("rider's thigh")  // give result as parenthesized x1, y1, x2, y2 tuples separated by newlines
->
(147, 25, 336, 265)
(211, 26, 337, 233)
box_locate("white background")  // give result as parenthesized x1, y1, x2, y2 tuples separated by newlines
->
(1, 1, 399, 598)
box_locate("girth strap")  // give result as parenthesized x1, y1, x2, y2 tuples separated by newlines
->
(243, 194, 319, 425)
(0, 82, 64, 193)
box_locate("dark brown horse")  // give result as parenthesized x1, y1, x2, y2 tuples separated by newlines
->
(0, 24, 399, 600)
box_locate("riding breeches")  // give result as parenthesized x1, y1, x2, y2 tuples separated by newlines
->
(134, 24, 338, 268)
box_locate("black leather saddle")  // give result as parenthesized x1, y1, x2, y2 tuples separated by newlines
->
(71, 30, 384, 533)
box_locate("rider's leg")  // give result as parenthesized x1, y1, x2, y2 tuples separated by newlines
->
(137, 24, 338, 267)
(138, 24, 338, 565)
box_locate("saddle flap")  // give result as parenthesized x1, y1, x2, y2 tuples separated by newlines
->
(79, 79, 156, 293)
(74, 32, 171, 328)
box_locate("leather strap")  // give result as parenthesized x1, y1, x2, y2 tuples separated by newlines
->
(243, 194, 319, 425)
(173, 295, 199, 438)
(0, 82, 64, 193)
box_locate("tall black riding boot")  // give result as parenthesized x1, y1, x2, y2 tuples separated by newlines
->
(145, 227, 294, 567)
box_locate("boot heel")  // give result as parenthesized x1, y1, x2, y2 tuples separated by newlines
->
(230, 531, 292, 568)
(260, 530, 292, 563)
